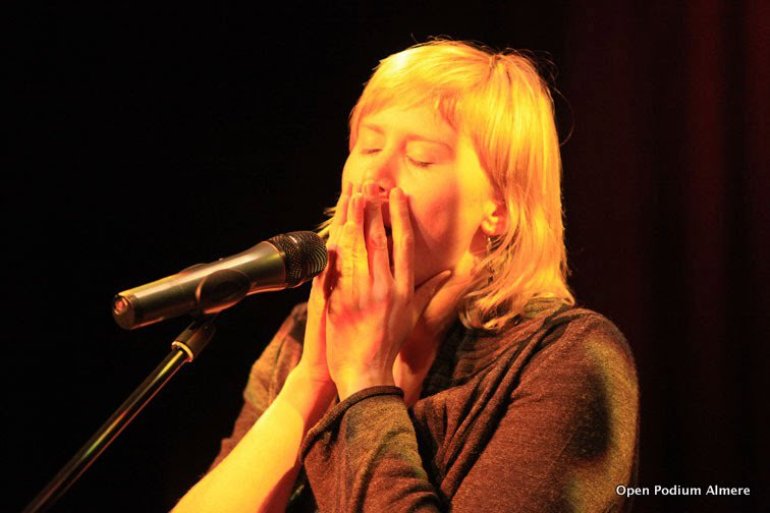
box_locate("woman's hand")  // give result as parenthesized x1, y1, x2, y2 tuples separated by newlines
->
(293, 182, 352, 387)
(325, 181, 452, 400)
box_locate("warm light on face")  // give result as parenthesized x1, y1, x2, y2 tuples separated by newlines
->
(342, 104, 496, 287)
(328, 40, 573, 329)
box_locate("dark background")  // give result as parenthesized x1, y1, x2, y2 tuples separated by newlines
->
(6, 2, 768, 512)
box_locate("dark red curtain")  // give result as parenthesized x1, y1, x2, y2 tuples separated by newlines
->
(562, 2, 769, 511)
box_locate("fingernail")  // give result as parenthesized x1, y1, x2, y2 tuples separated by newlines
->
(434, 270, 453, 291)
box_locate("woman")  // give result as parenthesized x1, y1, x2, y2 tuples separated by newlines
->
(174, 39, 639, 513)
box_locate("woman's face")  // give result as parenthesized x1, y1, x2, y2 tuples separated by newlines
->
(341, 104, 498, 286)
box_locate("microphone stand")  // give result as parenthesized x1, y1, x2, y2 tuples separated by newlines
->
(23, 315, 218, 513)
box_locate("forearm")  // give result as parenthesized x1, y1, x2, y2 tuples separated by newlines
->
(173, 370, 335, 513)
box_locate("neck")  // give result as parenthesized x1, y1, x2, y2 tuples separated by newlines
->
(394, 275, 471, 404)
(395, 249, 481, 403)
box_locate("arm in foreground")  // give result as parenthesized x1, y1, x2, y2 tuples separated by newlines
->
(173, 183, 352, 513)
(173, 371, 333, 513)
(172, 305, 335, 513)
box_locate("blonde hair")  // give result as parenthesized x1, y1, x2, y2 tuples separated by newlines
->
(322, 39, 574, 331)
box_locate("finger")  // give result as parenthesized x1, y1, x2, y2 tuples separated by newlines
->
(345, 182, 362, 223)
(328, 181, 352, 247)
(350, 189, 368, 295)
(412, 270, 453, 319)
(322, 182, 351, 295)
(309, 273, 332, 312)
(309, 274, 323, 306)
(339, 190, 365, 304)
(304, 275, 328, 374)
(364, 182, 391, 288)
(308, 274, 331, 340)
(332, 181, 352, 230)
(320, 250, 339, 299)
(390, 187, 414, 297)
(330, 182, 356, 255)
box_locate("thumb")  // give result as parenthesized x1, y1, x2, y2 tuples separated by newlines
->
(308, 274, 324, 305)
(412, 270, 453, 315)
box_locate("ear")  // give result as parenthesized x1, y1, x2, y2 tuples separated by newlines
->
(480, 191, 510, 237)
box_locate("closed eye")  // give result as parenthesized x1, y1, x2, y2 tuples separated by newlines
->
(407, 156, 433, 168)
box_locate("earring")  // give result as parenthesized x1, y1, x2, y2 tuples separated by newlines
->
(486, 236, 495, 285)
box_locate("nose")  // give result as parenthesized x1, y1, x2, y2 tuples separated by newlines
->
(363, 150, 397, 196)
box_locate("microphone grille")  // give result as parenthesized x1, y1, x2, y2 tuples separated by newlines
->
(268, 231, 328, 287)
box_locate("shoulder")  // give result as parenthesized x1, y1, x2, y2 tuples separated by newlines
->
(251, 301, 308, 369)
(534, 303, 637, 377)
(453, 300, 636, 390)
(502, 299, 636, 375)
(243, 302, 308, 408)
(282, 301, 309, 344)
(509, 302, 640, 430)
(483, 300, 639, 411)
(528, 305, 640, 489)
(502, 302, 640, 463)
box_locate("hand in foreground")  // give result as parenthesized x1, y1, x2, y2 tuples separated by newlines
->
(325, 181, 452, 400)
(293, 182, 352, 386)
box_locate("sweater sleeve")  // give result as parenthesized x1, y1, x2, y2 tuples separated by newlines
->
(300, 386, 442, 512)
(299, 313, 639, 513)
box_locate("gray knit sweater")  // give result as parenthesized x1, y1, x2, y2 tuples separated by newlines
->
(211, 298, 640, 512)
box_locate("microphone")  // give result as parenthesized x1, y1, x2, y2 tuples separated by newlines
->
(112, 231, 327, 330)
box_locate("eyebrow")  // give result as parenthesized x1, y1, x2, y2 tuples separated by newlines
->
(360, 123, 454, 151)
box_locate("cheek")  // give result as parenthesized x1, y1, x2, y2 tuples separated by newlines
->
(407, 203, 453, 283)
(410, 197, 453, 244)
(407, 185, 469, 256)
(407, 180, 486, 256)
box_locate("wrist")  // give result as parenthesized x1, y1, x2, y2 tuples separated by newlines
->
(282, 369, 337, 421)
(290, 362, 333, 388)
(334, 370, 396, 401)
